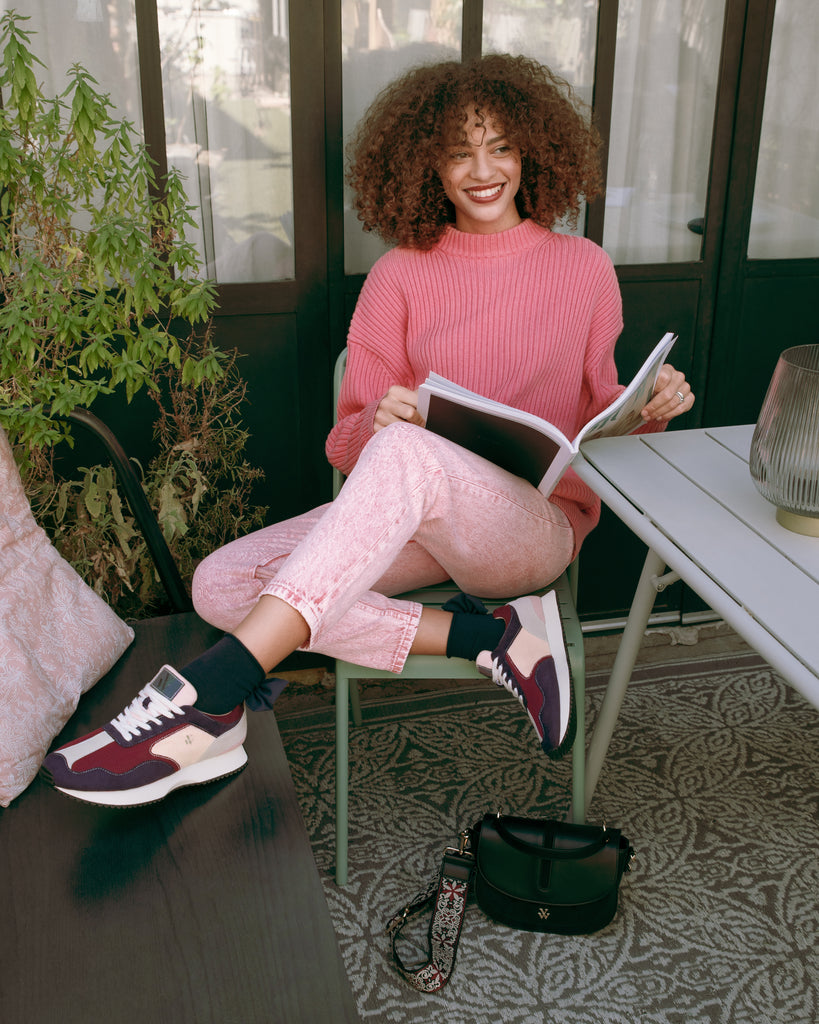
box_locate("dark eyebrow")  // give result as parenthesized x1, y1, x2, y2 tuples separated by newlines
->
(450, 133, 508, 151)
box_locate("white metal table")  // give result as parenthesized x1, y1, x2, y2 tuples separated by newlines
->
(573, 424, 819, 810)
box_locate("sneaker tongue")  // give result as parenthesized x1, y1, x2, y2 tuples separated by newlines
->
(149, 665, 199, 708)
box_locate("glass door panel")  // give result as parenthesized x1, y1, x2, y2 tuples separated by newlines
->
(3, 0, 141, 125)
(482, 0, 597, 237)
(602, 0, 726, 265)
(157, 0, 294, 283)
(342, 0, 463, 274)
(748, 0, 819, 259)
(482, 0, 597, 106)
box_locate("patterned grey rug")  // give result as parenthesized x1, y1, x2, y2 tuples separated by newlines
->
(278, 651, 819, 1024)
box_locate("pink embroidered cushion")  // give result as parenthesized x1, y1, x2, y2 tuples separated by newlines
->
(0, 429, 134, 806)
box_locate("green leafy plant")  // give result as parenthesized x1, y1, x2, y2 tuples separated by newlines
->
(25, 342, 268, 619)
(0, 10, 220, 452)
(0, 13, 269, 616)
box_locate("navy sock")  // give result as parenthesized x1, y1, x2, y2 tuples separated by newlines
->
(446, 611, 505, 661)
(181, 634, 266, 715)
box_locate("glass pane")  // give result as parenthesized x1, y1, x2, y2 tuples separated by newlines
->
(748, 0, 819, 259)
(482, 0, 598, 237)
(158, 1, 294, 283)
(482, 0, 597, 107)
(1, 1, 140, 127)
(602, 0, 726, 264)
(342, 0, 463, 274)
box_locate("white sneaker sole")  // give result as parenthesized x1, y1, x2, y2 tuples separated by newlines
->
(510, 591, 572, 744)
(54, 745, 249, 808)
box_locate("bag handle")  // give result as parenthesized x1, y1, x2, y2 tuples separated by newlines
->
(491, 815, 611, 861)
(386, 834, 475, 993)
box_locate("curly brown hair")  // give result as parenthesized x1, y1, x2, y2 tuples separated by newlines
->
(346, 53, 603, 250)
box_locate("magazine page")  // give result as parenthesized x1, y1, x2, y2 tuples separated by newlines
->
(577, 332, 677, 444)
(416, 329, 676, 495)
(418, 374, 572, 447)
(421, 391, 571, 491)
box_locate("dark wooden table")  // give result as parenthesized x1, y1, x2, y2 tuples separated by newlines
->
(0, 615, 360, 1024)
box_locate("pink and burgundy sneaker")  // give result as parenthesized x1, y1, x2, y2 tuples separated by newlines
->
(40, 665, 247, 806)
(476, 590, 575, 760)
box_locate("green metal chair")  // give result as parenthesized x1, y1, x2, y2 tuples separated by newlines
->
(331, 349, 586, 884)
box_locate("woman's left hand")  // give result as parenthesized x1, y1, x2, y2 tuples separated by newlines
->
(641, 363, 695, 422)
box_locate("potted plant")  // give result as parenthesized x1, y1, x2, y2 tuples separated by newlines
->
(0, 12, 267, 616)
(0, 10, 220, 450)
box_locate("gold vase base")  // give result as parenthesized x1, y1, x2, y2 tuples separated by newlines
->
(775, 507, 819, 537)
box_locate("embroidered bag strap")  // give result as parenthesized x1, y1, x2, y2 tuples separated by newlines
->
(386, 830, 476, 993)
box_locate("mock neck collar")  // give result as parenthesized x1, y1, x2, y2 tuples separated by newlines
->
(437, 219, 552, 257)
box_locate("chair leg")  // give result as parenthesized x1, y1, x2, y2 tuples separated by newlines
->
(570, 667, 586, 824)
(556, 567, 586, 825)
(349, 678, 363, 728)
(335, 667, 350, 886)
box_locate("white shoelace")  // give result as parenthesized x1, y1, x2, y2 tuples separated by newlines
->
(110, 684, 184, 741)
(489, 658, 525, 705)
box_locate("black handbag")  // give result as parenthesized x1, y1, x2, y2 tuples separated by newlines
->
(387, 813, 634, 992)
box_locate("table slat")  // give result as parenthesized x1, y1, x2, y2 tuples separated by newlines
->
(640, 428, 819, 582)
(579, 433, 819, 676)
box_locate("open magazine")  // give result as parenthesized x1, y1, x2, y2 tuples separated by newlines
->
(416, 331, 677, 498)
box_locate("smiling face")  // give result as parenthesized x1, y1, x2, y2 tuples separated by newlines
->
(438, 111, 522, 235)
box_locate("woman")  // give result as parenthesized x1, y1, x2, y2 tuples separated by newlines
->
(43, 54, 694, 806)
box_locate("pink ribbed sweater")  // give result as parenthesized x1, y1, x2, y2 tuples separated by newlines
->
(326, 219, 661, 551)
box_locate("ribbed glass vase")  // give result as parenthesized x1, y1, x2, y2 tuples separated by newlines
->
(750, 344, 819, 536)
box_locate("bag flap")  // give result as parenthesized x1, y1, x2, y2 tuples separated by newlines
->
(475, 815, 622, 904)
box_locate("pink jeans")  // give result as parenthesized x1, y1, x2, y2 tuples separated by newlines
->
(192, 423, 574, 672)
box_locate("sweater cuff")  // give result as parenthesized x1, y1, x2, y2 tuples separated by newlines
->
(361, 397, 380, 437)
(351, 398, 380, 463)
(328, 398, 382, 477)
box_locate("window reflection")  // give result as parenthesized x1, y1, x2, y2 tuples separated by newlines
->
(748, 0, 819, 259)
(482, 0, 596, 108)
(158, 1, 294, 284)
(603, 0, 725, 265)
(3, 0, 140, 127)
(342, 0, 463, 274)
(482, 0, 597, 238)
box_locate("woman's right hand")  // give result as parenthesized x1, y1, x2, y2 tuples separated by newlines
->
(373, 385, 426, 432)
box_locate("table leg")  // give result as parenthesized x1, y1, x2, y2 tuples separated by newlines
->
(335, 670, 350, 886)
(584, 547, 667, 811)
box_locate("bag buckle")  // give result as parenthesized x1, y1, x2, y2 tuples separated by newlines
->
(445, 828, 473, 859)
